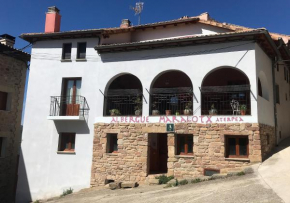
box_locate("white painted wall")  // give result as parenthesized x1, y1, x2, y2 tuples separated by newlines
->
(17, 37, 259, 201)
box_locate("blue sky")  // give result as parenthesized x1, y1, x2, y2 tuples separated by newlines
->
(1, 0, 290, 122)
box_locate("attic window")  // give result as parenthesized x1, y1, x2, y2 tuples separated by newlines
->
(62, 43, 72, 60)
(77, 42, 86, 59)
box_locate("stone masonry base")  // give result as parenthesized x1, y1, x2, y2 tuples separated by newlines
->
(91, 122, 275, 187)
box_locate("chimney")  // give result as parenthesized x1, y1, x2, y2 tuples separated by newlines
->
(199, 12, 210, 21)
(45, 6, 61, 33)
(0, 34, 15, 47)
(120, 19, 131, 28)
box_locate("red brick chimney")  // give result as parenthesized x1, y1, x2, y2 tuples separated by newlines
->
(45, 6, 61, 33)
(120, 19, 131, 28)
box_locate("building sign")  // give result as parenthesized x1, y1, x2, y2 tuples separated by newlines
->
(109, 116, 244, 124)
(166, 123, 174, 132)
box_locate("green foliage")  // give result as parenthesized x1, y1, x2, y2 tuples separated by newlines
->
(237, 171, 245, 176)
(185, 101, 192, 110)
(109, 109, 121, 115)
(34, 201, 40, 203)
(178, 179, 188, 185)
(191, 178, 201, 184)
(60, 187, 73, 197)
(155, 175, 174, 184)
(240, 104, 247, 110)
(134, 97, 142, 111)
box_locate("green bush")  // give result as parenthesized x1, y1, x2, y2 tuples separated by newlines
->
(155, 175, 174, 184)
(60, 187, 73, 197)
(191, 178, 201, 184)
(34, 201, 40, 203)
(237, 171, 245, 176)
(178, 179, 188, 185)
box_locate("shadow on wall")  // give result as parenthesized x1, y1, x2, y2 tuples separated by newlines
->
(15, 149, 32, 203)
(54, 120, 90, 134)
(98, 41, 254, 63)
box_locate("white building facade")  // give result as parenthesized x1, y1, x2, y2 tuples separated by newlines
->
(16, 7, 290, 202)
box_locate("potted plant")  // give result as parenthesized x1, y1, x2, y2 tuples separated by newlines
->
(184, 101, 192, 115)
(176, 110, 180, 116)
(109, 109, 121, 116)
(134, 97, 142, 116)
(209, 104, 217, 115)
(240, 104, 247, 115)
(165, 110, 172, 116)
(152, 102, 160, 115)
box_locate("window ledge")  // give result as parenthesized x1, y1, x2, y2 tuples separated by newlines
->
(76, 59, 87, 62)
(175, 155, 194, 158)
(105, 153, 119, 156)
(225, 158, 250, 162)
(61, 59, 72, 62)
(57, 151, 76, 155)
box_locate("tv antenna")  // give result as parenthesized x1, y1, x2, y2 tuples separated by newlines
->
(131, 1, 144, 25)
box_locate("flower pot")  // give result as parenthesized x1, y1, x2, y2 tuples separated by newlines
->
(176, 111, 180, 116)
(152, 110, 160, 116)
(209, 109, 217, 115)
(135, 110, 142, 116)
(183, 109, 192, 115)
(110, 112, 116, 116)
(240, 110, 246, 115)
(165, 110, 171, 116)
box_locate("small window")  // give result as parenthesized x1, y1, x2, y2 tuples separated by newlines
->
(276, 84, 280, 104)
(58, 133, 75, 152)
(107, 134, 118, 153)
(0, 137, 6, 157)
(176, 134, 193, 155)
(226, 136, 249, 158)
(62, 43, 72, 60)
(77, 42, 86, 59)
(266, 134, 270, 145)
(258, 78, 262, 97)
(0, 91, 8, 110)
(204, 168, 220, 176)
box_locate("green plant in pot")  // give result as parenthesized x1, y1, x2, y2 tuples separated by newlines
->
(184, 101, 192, 115)
(109, 109, 121, 116)
(152, 102, 160, 115)
(240, 104, 247, 115)
(134, 97, 142, 116)
(209, 104, 217, 115)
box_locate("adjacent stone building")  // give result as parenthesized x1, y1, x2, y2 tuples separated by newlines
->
(0, 34, 30, 202)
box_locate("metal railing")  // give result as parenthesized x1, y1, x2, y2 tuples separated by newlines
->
(150, 87, 193, 116)
(201, 85, 251, 115)
(49, 96, 90, 117)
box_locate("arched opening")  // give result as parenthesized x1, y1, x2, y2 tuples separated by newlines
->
(104, 74, 143, 116)
(258, 71, 269, 100)
(201, 67, 251, 115)
(258, 78, 262, 97)
(150, 70, 193, 116)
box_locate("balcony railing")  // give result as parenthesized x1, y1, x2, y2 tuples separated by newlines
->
(49, 96, 90, 118)
(150, 87, 193, 116)
(104, 89, 143, 116)
(201, 85, 251, 115)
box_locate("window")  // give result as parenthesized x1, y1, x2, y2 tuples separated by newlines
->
(204, 168, 220, 176)
(226, 136, 249, 158)
(0, 91, 8, 110)
(107, 134, 118, 153)
(77, 42, 86, 59)
(62, 43, 72, 60)
(258, 78, 262, 97)
(176, 134, 193, 155)
(276, 84, 280, 104)
(58, 133, 75, 152)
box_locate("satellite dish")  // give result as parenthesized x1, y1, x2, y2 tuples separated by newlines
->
(130, 1, 144, 25)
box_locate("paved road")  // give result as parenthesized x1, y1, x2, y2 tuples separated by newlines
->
(259, 137, 290, 203)
(48, 173, 282, 203)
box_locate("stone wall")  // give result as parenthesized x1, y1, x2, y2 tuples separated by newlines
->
(0, 54, 27, 202)
(259, 124, 276, 160)
(91, 122, 271, 186)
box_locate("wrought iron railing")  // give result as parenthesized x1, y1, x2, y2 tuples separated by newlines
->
(49, 96, 90, 117)
(150, 87, 193, 116)
(201, 85, 251, 115)
(104, 89, 143, 116)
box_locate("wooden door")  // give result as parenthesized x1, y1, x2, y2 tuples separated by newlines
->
(149, 134, 168, 174)
(149, 134, 159, 173)
(63, 79, 81, 116)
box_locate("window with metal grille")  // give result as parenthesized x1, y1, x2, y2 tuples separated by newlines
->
(225, 136, 249, 158)
(77, 42, 86, 59)
(176, 134, 193, 155)
(58, 133, 75, 152)
(107, 134, 118, 153)
(62, 43, 72, 60)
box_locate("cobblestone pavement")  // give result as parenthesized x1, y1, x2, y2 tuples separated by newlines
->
(47, 173, 282, 203)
